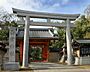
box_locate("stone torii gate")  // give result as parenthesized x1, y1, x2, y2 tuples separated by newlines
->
(12, 8, 80, 68)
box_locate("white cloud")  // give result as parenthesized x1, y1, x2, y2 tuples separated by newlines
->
(0, 0, 70, 13)
(42, 3, 61, 13)
(0, 0, 7, 6)
(0, 0, 43, 13)
(37, 0, 70, 13)
(10, 0, 43, 11)
(52, 3, 60, 7)
(62, 0, 69, 5)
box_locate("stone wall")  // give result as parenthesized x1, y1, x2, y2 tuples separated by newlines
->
(0, 50, 8, 64)
(3, 50, 9, 63)
(48, 52, 59, 62)
(80, 56, 90, 65)
(0, 50, 4, 65)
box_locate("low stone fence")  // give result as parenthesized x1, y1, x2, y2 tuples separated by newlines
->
(48, 52, 59, 62)
(0, 50, 5, 66)
(80, 56, 90, 65)
(0, 49, 9, 70)
(74, 56, 90, 65)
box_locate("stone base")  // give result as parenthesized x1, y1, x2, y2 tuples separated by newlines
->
(74, 57, 80, 65)
(80, 57, 90, 65)
(3, 62, 19, 71)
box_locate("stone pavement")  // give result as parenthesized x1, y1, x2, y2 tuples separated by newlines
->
(33, 69, 90, 72)
(30, 62, 90, 72)
(29, 62, 78, 70)
(1, 69, 90, 72)
(1, 62, 90, 72)
(29, 62, 90, 72)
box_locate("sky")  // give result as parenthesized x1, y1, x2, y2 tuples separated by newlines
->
(0, 0, 90, 14)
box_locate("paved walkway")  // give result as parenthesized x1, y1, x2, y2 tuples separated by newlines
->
(29, 62, 90, 72)
(1, 62, 90, 72)
(33, 69, 90, 72)
(29, 62, 77, 70)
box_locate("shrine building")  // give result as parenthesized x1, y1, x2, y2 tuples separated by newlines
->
(16, 28, 58, 64)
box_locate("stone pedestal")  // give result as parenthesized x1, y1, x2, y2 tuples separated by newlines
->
(74, 57, 80, 65)
(3, 62, 19, 71)
(80, 57, 90, 65)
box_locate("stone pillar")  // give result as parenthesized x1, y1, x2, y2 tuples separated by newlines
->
(3, 27, 19, 70)
(66, 19, 73, 65)
(9, 27, 16, 62)
(22, 16, 30, 67)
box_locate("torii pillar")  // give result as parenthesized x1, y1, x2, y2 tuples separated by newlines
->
(22, 16, 30, 68)
(66, 19, 73, 65)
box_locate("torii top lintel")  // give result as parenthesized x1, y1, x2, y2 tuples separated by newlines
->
(12, 8, 80, 20)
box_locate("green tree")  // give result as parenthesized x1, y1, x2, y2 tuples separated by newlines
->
(72, 15, 90, 39)
(0, 8, 17, 41)
(50, 28, 66, 48)
(50, 15, 90, 48)
(84, 5, 90, 20)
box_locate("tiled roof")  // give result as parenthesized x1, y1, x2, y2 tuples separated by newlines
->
(16, 28, 58, 39)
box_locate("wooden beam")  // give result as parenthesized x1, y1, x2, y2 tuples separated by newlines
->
(17, 21, 75, 27)
(77, 40, 90, 43)
(12, 8, 80, 20)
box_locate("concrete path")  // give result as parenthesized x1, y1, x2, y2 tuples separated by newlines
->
(33, 69, 90, 72)
(29, 62, 90, 72)
(1, 62, 90, 72)
(29, 62, 78, 70)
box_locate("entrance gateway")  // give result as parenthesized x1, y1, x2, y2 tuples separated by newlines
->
(8, 8, 80, 69)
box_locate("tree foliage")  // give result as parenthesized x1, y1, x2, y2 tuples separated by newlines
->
(50, 15, 90, 48)
(0, 8, 17, 40)
(84, 5, 90, 20)
(50, 28, 66, 48)
(0, 30, 8, 40)
(72, 15, 90, 39)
